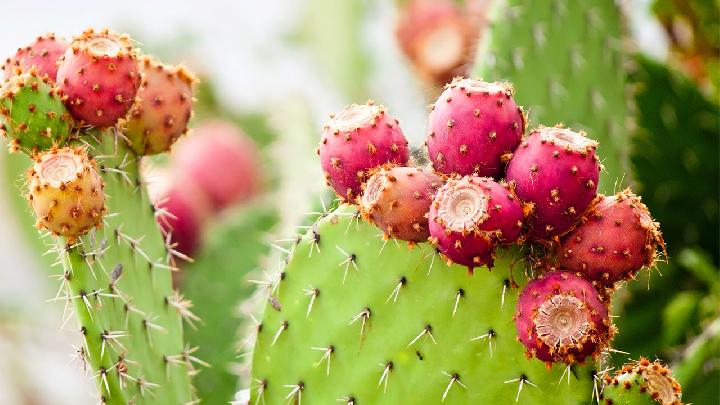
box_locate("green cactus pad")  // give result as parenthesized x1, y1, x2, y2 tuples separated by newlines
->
(601, 359, 683, 404)
(473, 0, 629, 193)
(250, 205, 596, 404)
(0, 71, 73, 154)
(54, 132, 193, 404)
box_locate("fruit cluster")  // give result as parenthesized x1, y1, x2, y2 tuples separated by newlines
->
(318, 76, 665, 367)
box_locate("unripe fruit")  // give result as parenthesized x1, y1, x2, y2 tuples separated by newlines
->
(601, 358, 683, 405)
(27, 147, 105, 241)
(57, 28, 140, 127)
(427, 77, 525, 178)
(359, 166, 441, 242)
(506, 126, 601, 240)
(557, 189, 664, 286)
(514, 271, 612, 365)
(172, 120, 262, 211)
(125, 56, 197, 155)
(319, 103, 410, 202)
(2, 33, 69, 82)
(428, 175, 524, 270)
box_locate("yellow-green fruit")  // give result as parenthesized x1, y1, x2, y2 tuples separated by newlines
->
(28, 147, 105, 240)
(124, 56, 196, 155)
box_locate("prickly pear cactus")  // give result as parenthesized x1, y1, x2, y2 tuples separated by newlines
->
(250, 206, 596, 403)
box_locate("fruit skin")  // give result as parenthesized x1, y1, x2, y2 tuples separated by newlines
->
(359, 165, 441, 242)
(506, 125, 601, 240)
(56, 28, 140, 127)
(514, 270, 612, 365)
(557, 189, 664, 286)
(125, 56, 197, 155)
(427, 77, 525, 178)
(601, 358, 683, 405)
(428, 175, 524, 269)
(0, 69, 74, 154)
(318, 102, 410, 201)
(155, 182, 210, 257)
(27, 146, 105, 241)
(2, 33, 69, 81)
(172, 120, 262, 211)
(395, 0, 477, 85)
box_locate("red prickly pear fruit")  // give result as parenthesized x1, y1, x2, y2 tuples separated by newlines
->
(514, 271, 613, 365)
(124, 56, 197, 155)
(428, 175, 524, 270)
(556, 189, 665, 286)
(2, 33, 69, 82)
(172, 120, 262, 211)
(395, 0, 477, 85)
(427, 77, 525, 178)
(319, 103, 410, 202)
(506, 125, 601, 241)
(56, 28, 140, 127)
(27, 146, 106, 242)
(359, 165, 442, 242)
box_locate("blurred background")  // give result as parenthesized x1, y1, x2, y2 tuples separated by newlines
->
(0, 0, 717, 403)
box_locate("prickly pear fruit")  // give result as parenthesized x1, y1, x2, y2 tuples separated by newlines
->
(154, 181, 210, 257)
(27, 147, 105, 241)
(124, 56, 197, 155)
(395, 0, 477, 85)
(428, 176, 524, 269)
(319, 103, 410, 201)
(427, 77, 525, 178)
(2, 33, 69, 81)
(514, 271, 612, 365)
(557, 189, 664, 286)
(506, 126, 601, 240)
(359, 165, 441, 242)
(0, 70, 74, 154)
(56, 28, 140, 127)
(172, 120, 262, 210)
(601, 358, 683, 405)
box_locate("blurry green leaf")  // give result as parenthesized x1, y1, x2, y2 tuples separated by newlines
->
(662, 292, 700, 345)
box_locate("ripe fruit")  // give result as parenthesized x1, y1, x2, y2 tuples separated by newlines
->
(506, 125, 601, 240)
(172, 120, 262, 211)
(359, 165, 441, 242)
(427, 77, 525, 178)
(27, 147, 105, 241)
(514, 271, 612, 364)
(318, 103, 410, 201)
(2, 33, 69, 81)
(556, 189, 664, 285)
(124, 56, 197, 155)
(428, 175, 524, 270)
(56, 28, 140, 127)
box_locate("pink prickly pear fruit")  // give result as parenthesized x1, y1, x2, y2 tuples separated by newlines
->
(359, 165, 442, 242)
(426, 77, 525, 178)
(27, 146, 106, 242)
(428, 175, 524, 271)
(152, 178, 211, 258)
(56, 28, 140, 127)
(124, 56, 197, 155)
(2, 33, 69, 82)
(506, 125, 601, 241)
(318, 102, 410, 202)
(395, 0, 477, 86)
(172, 120, 262, 211)
(514, 271, 613, 365)
(556, 189, 665, 286)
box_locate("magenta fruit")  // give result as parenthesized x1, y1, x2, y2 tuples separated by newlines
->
(125, 56, 197, 155)
(557, 189, 664, 286)
(428, 175, 524, 270)
(514, 271, 612, 365)
(172, 120, 262, 211)
(2, 33, 69, 82)
(56, 28, 140, 127)
(506, 125, 601, 240)
(318, 102, 410, 202)
(426, 77, 525, 178)
(359, 165, 441, 242)
(153, 179, 210, 258)
(27, 146, 106, 242)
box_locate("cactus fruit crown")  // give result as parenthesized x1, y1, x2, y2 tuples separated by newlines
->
(435, 176, 490, 232)
(601, 358, 683, 405)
